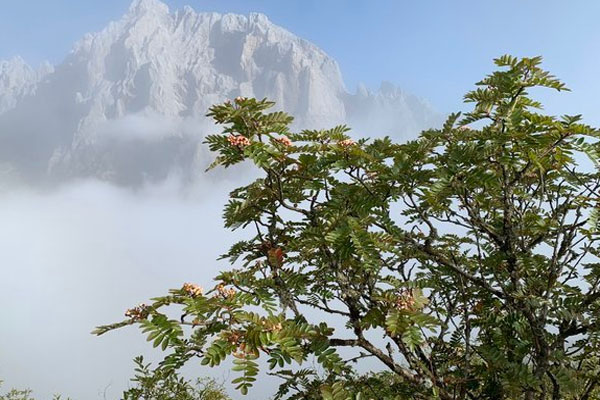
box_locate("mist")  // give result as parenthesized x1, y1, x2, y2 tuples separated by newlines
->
(0, 178, 248, 399)
(0, 1, 444, 398)
(0, 84, 434, 398)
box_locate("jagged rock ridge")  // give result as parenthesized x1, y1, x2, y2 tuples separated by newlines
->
(0, 0, 442, 185)
(0, 57, 53, 114)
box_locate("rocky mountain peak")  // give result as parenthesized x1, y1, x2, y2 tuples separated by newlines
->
(128, 0, 170, 16)
(0, 0, 441, 186)
(0, 57, 54, 114)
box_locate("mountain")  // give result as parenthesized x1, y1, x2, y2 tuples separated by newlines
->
(0, 57, 53, 114)
(345, 82, 441, 139)
(0, 0, 442, 186)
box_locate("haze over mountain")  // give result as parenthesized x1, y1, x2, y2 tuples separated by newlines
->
(0, 0, 441, 186)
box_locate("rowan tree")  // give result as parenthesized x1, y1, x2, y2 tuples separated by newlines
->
(96, 56, 600, 400)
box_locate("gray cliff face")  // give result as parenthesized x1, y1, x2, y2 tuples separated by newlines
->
(0, 0, 442, 186)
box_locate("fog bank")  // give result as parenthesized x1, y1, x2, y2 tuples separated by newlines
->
(0, 179, 245, 399)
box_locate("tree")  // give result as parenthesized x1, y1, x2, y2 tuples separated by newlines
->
(123, 356, 230, 400)
(0, 383, 34, 400)
(0, 382, 67, 400)
(95, 56, 600, 399)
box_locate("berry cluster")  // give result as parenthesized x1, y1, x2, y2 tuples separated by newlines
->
(125, 303, 150, 321)
(227, 135, 251, 148)
(182, 282, 203, 297)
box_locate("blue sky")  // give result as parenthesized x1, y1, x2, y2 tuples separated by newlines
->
(2, 0, 599, 122)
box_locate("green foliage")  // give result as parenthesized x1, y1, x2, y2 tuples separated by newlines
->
(123, 357, 230, 400)
(0, 381, 68, 400)
(97, 58, 600, 399)
(0, 384, 34, 400)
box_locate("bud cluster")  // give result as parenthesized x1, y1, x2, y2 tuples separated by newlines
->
(338, 139, 356, 147)
(215, 284, 236, 299)
(395, 289, 416, 311)
(268, 322, 283, 333)
(182, 282, 204, 297)
(365, 171, 378, 180)
(233, 342, 250, 359)
(125, 303, 150, 321)
(274, 136, 293, 147)
(261, 319, 283, 333)
(226, 330, 242, 345)
(227, 135, 251, 148)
